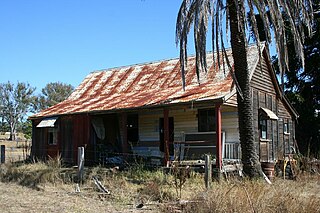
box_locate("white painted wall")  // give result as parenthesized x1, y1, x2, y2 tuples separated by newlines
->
(138, 106, 239, 143)
(221, 110, 239, 143)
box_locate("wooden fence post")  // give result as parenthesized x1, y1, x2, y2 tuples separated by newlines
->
(78, 147, 85, 183)
(1, 145, 5, 164)
(204, 154, 212, 189)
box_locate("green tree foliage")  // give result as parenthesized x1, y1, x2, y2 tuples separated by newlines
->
(273, 0, 320, 156)
(176, 0, 313, 178)
(19, 120, 33, 140)
(34, 82, 74, 112)
(0, 81, 35, 140)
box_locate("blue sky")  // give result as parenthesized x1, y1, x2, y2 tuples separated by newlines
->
(0, 1, 187, 92)
(1, 0, 279, 94)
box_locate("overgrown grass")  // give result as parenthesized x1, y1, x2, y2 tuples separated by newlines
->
(172, 176, 320, 213)
(83, 163, 178, 205)
(0, 159, 319, 212)
(0, 156, 66, 190)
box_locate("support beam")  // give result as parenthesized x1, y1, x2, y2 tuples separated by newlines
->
(163, 108, 169, 165)
(216, 103, 222, 171)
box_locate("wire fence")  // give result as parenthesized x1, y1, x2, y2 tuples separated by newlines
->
(0, 142, 31, 163)
(0, 139, 240, 168)
(26, 145, 241, 168)
(30, 148, 165, 167)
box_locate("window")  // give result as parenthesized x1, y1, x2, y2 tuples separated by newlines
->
(198, 108, 216, 132)
(48, 128, 57, 145)
(284, 122, 289, 134)
(258, 107, 278, 140)
(259, 118, 267, 139)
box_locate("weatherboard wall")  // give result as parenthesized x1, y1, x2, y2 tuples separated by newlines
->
(251, 56, 278, 161)
(136, 105, 239, 156)
(250, 54, 297, 161)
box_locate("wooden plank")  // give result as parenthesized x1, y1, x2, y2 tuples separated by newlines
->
(204, 155, 212, 188)
(78, 147, 84, 183)
(1, 145, 5, 163)
(250, 59, 277, 94)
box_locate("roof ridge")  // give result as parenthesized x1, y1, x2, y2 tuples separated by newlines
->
(91, 43, 262, 74)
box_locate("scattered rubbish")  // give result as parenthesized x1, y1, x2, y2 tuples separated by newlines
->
(136, 203, 144, 209)
(262, 172, 272, 184)
(75, 183, 81, 192)
(105, 156, 124, 165)
(92, 176, 110, 194)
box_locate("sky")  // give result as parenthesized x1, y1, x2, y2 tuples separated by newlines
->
(0, 0, 279, 95)
(0, 0, 187, 93)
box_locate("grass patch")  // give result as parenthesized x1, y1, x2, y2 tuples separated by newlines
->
(177, 176, 320, 213)
(0, 156, 66, 190)
(0, 160, 319, 212)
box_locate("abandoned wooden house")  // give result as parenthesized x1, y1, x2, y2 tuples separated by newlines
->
(29, 44, 298, 170)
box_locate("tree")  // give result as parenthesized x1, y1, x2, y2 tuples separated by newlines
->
(19, 120, 33, 140)
(176, 0, 313, 178)
(0, 81, 35, 141)
(34, 82, 74, 112)
(272, 0, 320, 156)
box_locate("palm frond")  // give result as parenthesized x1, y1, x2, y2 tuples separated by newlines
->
(176, 0, 314, 89)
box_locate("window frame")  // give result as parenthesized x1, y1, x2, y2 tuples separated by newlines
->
(259, 117, 267, 139)
(48, 128, 57, 145)
(284, 121, 290, 135)
(198, 108, 216, 132)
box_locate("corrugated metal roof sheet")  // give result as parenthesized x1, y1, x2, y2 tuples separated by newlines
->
(36, 117, 58, 127)
(30, 45, 261, 119)
(260, 107, 279, 120)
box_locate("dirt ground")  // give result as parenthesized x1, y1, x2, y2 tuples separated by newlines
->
(0, 182, 159, 213)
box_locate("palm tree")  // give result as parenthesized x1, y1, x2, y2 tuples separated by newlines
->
(176, 0, 314, 178)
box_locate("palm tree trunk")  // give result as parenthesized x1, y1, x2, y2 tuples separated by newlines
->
(228, 0, 262, 178)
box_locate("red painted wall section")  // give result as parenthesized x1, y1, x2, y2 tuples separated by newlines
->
(47, 145, 59, 159)
(72, 114, 91, 164)
(46, 119, 59, 159)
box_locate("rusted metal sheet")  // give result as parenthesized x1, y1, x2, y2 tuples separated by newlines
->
(36, 117, 58, 127)
(30, 45, 260, 119)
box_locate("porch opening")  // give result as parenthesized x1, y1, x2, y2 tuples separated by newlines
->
(91, 114, 121, 164)
(159, 117, 174, 156)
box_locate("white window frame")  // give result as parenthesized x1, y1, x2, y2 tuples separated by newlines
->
(284, 122, 290, 135)
(48, 128, 58, 145)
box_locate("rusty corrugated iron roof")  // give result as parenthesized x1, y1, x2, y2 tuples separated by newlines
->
(30, 45, 261, 119)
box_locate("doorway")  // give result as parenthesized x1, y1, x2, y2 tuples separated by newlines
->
(159, 117, 174, 155)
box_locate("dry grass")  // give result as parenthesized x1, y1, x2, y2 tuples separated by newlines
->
(0, 160, 319, 213)
(0, 157, 66, 190)
(177, 175, 320, 213)
(0, 181, 131, 213)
